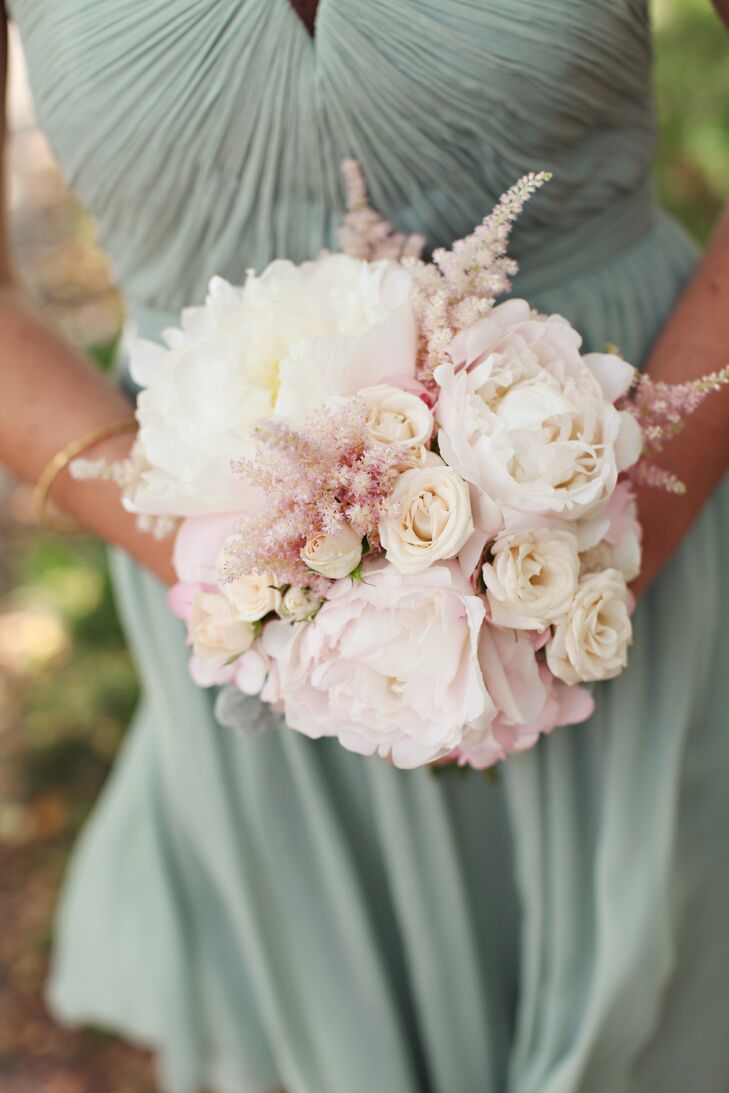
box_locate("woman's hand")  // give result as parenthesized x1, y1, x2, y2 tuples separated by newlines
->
(630, 205, 729, 599)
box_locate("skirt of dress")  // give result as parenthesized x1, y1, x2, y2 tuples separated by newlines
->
(46, 214, 729, 1093)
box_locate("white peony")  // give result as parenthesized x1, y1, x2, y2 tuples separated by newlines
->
(260, 560, 495, 768)
(546, 569, 632, 684)
(300, 524, 363, 579)
(435, 299, 642, 525)
(380, 466, 474, 574)
(357, 384, 434, 446)
(482, 529, 579, 630)
(126, 255, 417, 516)
(271, 257, 417, 416)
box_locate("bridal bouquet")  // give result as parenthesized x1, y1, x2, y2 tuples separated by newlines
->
(77, 164, 728, 769)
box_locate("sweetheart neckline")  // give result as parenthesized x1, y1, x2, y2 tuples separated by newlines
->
(287, 0, 322, 39)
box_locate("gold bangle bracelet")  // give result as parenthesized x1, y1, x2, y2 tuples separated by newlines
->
(34, 418, 138, 535)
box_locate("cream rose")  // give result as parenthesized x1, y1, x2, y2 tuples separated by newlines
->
(482, 529, 579, 630)
(546, 569, 632, 684)
(380, 466, 474, 575)
(220, 570, 281, 622)
(278, 586, 323, 621)
(358, 384, 434, 447)
(300, 525, 363, 579)
(188, 591, 255, 686)
(398, 446, 446, 471)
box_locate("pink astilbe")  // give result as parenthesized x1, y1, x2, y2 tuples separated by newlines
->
(338, 159, 426, 263)
(620, 364, 729, 492)
(411, 171, 552, 383)
(219, 398, 408, 593)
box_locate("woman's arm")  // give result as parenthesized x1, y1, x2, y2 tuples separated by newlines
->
(631, 2, 729, 597)
(632, 209, 729, 597)
(0, 14, 174, 584)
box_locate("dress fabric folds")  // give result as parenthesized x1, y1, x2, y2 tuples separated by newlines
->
(8, 2, 729, 1091)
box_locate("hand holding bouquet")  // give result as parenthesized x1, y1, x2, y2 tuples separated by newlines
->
(76, 164, 728, 769)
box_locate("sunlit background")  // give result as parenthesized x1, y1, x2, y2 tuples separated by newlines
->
(0, 1, 727, 1088)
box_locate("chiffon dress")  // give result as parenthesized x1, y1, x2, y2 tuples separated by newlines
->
(9, 2, 729, 1091)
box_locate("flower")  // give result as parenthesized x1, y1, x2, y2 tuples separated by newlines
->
(173, 513, 244, 584)
(482, 529, 579, 629)
(435, 300, 642, 524)
(546, 569, 632, 684)
(126, 255, 416, 516)
(457, 666, 595, 768)
(187, 591, 255, 686)
(223, 398, 406, 592)
(582, 481, 642, 583)
(234, 646, 271, 696)
(300, 524, 363, 579)
(271, 257, 418, 418)
(398, 446, 448, 471)
(220, 568, 281, 622)
(278, 586, 323, 621)
(380, 466, 474, 574)
(262, 561, 495, 768)
(358, 384, 434, 446)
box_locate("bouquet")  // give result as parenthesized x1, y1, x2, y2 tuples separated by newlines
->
(76, 163, 729, 769)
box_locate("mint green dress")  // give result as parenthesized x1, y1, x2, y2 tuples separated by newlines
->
(10, 3, 729, 1091)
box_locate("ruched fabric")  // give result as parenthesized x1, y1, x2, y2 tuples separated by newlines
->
(9, 2, 729, 1091)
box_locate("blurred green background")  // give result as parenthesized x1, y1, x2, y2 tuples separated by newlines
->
(0, 0, 726, 1088)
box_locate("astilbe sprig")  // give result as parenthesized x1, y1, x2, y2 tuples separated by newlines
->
(338, 163, 551, 394)
(337, 159, 426, 263)
(411, 171, 552, 385)
(71, 440, 177, 539)
(219, 398, 408, 593)
(619, 364, 729, 493)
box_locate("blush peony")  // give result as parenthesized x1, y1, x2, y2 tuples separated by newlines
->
(261, 560, 495, 768)
(434, 299, 642, 525)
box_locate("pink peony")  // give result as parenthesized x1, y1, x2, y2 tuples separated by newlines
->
(435, 299, 642, 525)
(260, 560, 495, 768)
(457, 664, 595, 769)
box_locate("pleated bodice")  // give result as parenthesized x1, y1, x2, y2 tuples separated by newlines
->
(11, 0, 660, 320)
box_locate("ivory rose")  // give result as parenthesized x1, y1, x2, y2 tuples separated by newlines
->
(300, 524, 363, 579)
(434, 299, 642, 524)
(278, 586, 323, 621)
(380, 465, 474, 574)
(358, 384, 434, 446)
(482, 529, 579, 630)
(220, 569, 281, 622)
(547, 569, 632, 684)
(187, 591, 255, 687)
(261, 561, 495, 768)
